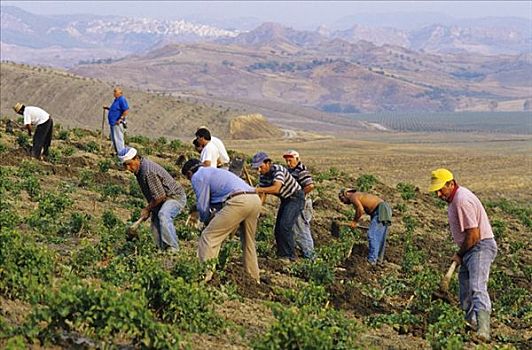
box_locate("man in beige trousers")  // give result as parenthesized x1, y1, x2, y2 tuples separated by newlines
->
(181, 159, 261, 283)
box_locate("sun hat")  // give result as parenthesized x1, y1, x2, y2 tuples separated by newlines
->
(251, 152, 270, 169)
(117, 147, 137, 163)
(428, 168, 454, 192)
(282, 150, 300, 159)
(13, 102, 23, 113)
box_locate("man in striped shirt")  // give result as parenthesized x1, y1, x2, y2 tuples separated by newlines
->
(252, 152, 304, 260)
(118, 147, 187, 251)
(283, 150, 315, 259)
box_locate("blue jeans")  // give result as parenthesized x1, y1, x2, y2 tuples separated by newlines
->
(293, 197, 314, 258)
(150, 198, 185, 250)
(459, 238, 497, 322)
(110, 123, 125, 154)
(275, 190, 305, 259)
(367, 212, 389, 263)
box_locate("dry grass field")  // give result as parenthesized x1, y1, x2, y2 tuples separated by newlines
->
(227, 131, 532, 202)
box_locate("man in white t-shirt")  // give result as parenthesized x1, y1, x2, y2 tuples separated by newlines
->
(13, 102, 54, 159)
(195, 127, 230, 168)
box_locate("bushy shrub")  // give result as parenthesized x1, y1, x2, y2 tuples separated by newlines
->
(0, 228, 54, 302)
(254, 304, 361, 350)
(128, 135, 151, 146)
(396, 182, 417, 200)
(98, 159, 112, 173)
(136, 261, 223, 332)
(25, 279, 182, 349)
(169, 139, 182, 152)
(426, 301, 466, 349)
(356, 174, 378, 192)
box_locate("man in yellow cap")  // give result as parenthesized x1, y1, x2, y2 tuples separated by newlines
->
(430, 168, 497, 341)
(13, 102, 53, 160)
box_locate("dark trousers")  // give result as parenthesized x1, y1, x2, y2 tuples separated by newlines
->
(275, 190, 305, 259)
(32, 118, 53, 158)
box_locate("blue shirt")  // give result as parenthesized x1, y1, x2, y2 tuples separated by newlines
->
(191, 167, 254, 222)
(108, 95, 129, 125)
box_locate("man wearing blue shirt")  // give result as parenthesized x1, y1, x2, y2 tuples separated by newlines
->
(103, 87, 129, 153)
(181, 159, 262, 283)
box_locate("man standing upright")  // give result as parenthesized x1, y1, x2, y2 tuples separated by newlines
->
(13, 102, 53, 160)
(118, 147, 186, 251)
(429, 168, 497, 341)
(283, 150, 315, 259)
(104, 87, 129, 154)
(181, 159, 261, 283)
(195, 127, 230, 168)
(252, 152, 304, 261)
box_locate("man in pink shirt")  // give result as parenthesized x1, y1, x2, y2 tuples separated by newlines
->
(429, 168, 497, 342)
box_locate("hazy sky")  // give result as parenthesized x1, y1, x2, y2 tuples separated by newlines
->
(3, 1, 531, 29)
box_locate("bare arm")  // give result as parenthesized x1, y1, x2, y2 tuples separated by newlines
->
(202, 160, 212, 167)
(452, 227, 481, 265)
(25, 124, 32, 136)
(350, 194, 365, 228)
(303, 184, 314, 195)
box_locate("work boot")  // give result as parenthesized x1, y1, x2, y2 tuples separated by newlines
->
(477, 310, 491, 341)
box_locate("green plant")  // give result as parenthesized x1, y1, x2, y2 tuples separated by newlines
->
(46, 148, 62, 164)
(78, 169, 94, 188)
(83, 140, 99, 153)
(367, 309, 421, 334)
(128, 134, 151, 146)
(57, 130, 69, 141)
(59, 212, 90, 236)
(136, 260, 224, 332)
(102, 209, 121, 230)
(356, 174, 378, 192)
(27, 191, 73, 234)
(98, 159, 113, 173)
(253, 303, 361, 350)
(0, 141, 7, 153)
(396, 182, 417, 200)
(99, 183, 124, 201)
(0, 228, 55, 302)
(61, 145, 75, 156)
(169, 139, 182, 152)
(21, 175, 41, 199)
(426, 301, 467, 349)
(16, 133, 30, 149)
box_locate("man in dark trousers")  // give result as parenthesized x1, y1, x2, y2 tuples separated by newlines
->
(13, 102, 53, 160)
(252, 151, 304, 262)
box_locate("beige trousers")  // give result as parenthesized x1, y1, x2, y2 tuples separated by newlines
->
(198, 193, 262, 281)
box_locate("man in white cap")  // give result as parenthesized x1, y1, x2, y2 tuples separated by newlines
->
(429, 168, 497, 341)
(118, 146, 186, 251)
(283, 150, 315, 259)
(13, 102, 53, 159)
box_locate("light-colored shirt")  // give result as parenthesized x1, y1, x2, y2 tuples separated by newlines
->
(23, 106, 50, 126)
(211, 136, 230, 164)
(448, 186, 494, 247)
(191, 167, 255, 222)
(200, 141, 219, 168)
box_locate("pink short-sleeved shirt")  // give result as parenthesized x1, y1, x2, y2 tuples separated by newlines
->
(448, 186, 494, 247)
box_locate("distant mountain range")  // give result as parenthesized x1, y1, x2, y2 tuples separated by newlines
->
(1, 6, 531, 114)
(1, 5, 531, 68)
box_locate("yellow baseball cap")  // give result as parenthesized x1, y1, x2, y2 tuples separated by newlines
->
(429, 168, 454, 192)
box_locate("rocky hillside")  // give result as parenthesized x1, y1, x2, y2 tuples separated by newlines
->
(0, 121, 530, 349)
(0, 61, 267, 139)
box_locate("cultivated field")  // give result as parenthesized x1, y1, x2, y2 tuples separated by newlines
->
(1, 119, 530, 349)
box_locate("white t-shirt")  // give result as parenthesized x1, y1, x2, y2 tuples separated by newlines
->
(200, 141, 220, 168)
(23, 106, 50, 126)
(211, 136, 230, 164)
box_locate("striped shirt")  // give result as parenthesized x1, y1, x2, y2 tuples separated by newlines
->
(288, 161, 314, 189)
(259, 164, 301, 199)
(136, 158, 186, 203)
